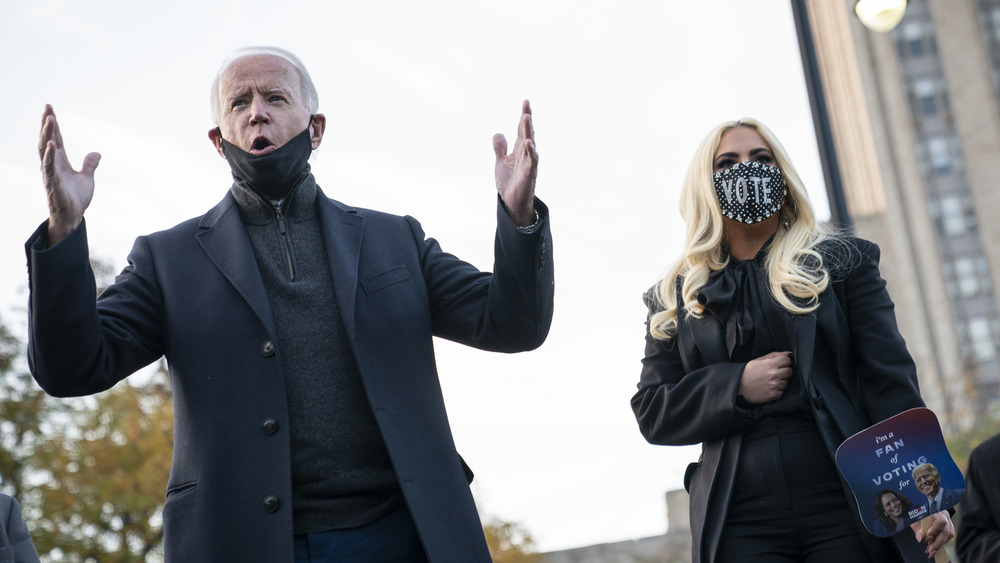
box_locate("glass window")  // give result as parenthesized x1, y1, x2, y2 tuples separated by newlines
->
(941, 196, 965, 236)
(969, 318, 996, 361)
(928, 137, 951, 174)
(915, 79, 936, 114)
(955, 258, 979, 297)
(902, 21, 923, 40)
(978, 258, 994, 295)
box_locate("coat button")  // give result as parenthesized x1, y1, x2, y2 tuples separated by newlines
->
(261, 419, 278, 435)
(261, 341, 275, 357)
(263, 496, 279, 513)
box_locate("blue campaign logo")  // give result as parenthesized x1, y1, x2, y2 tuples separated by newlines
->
(834, 408, 965, 537)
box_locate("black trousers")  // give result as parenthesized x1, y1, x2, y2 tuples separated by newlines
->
(716, 416, 873, 563)
(293, 504, 429, 563)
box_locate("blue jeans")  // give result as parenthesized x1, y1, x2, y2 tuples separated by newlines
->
(293, 505, 428, 562)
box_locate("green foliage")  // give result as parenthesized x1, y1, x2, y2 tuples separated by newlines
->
(0, 321, 49, 500)
(483, 516, 540, 563)
(945, 415, 1000, 473)
(0, 305, 173, 562)
(28, 368, 172, 563)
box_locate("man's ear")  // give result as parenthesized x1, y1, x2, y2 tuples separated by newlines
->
(208, 128, 226, 159)
(310, 114, 326, 150)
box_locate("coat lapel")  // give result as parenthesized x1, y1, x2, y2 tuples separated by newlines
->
(195, 192, 276, 337)
(792, 289, 867, 441)
(791, 309, 817, 389)
(684, 313, 730, 369)
(315, 189, 363, 341)
(676, 282, 730, 370)
(816, 285, 856, 398)
(193, 187, 364, 343)
(681, 311, 741, 563)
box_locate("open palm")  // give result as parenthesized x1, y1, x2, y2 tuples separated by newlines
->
(38, 105, 101, 244)
(493, 100, 538, 227)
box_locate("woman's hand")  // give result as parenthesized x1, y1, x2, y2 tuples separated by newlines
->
(913, 512, 955, 560)
(739, 351, 793, 404)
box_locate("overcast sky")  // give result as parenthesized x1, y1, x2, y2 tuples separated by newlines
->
(0, 0, 832, 551)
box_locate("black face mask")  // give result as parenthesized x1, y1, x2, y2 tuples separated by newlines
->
(218, 117, 314, 199)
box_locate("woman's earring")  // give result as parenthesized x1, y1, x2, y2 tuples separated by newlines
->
(783, 218, 790, 230)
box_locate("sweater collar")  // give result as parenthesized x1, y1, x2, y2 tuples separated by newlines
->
(230, 168, 318, 226)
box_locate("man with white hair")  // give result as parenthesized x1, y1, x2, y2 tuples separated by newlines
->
(28, 46, 553, 562)
(912, 462, 965, 516)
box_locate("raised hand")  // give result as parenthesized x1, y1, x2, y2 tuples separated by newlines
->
(493, 100, 539, 227)
(38, 104, 101, 245)
(739, 351, 794, 404)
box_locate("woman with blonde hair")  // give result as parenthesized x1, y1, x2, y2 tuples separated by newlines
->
(631, 119, 954, 562)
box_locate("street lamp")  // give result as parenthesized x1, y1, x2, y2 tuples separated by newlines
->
(790, 0, 853, 228)
(789, 0, 909, 228)
(855, 0, 908, 32)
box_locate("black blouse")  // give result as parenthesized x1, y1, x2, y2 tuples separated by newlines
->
(697, 246, 811, 421)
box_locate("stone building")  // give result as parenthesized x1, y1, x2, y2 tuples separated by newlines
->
(540, 490, 691, 563)
(804, 0, 1000, 430)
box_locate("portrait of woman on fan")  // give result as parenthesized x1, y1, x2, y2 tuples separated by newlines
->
(874, 489, 915, 536)
(631, 118, 956, 562)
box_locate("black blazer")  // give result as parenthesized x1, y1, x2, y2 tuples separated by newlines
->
(633, 238, 924, 563)
(26, 183, 554, 562)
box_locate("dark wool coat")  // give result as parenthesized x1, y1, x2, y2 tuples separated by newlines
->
(0, 494, 39, 563)
(957, 432, 1000, 562)
(26, 183, 554, 562)
(632, 239, 926, 563)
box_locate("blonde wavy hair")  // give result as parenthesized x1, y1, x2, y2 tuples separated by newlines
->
(648, 118, 833, 340)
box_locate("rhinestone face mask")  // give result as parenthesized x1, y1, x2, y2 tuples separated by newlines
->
(713, 161, 787, 224)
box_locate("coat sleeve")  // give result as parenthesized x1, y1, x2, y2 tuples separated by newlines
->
(0, 495, 40, 563)
(25, 220, 164, 397)
(412, 196, 554, 353)
(631, 294, 756, 446)
(957, 435, 1000, 562)
(842, 239, 924, 423)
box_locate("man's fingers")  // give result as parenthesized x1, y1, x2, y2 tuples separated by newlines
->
(39, 110, 67, 164)
(81, 152, 102, 177)
(493, 133, 508, 162)
(39, 115, 55, 161)
(41, 104, 54, 129)
(521, 138, 539, 174)
(523, 137, 538, 158)
(41, 141, 56, 185)
(518, 111, 534, 143)
(52, 113, 65, 149)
